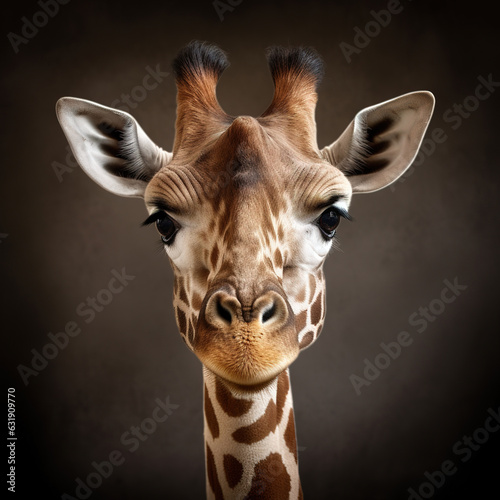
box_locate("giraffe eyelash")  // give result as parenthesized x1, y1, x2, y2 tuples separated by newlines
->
(332, 206, 352, 221)
(142, 211, 164, 227)
(142, 211, 180, 245)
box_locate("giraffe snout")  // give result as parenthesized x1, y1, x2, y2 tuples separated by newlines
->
(194, 285, 299, 387)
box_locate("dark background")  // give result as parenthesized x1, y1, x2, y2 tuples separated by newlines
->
(2, 0, 499, 498)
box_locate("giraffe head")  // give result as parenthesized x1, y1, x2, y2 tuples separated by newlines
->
(56, 42, 434, 388)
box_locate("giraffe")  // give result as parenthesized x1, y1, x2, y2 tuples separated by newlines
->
(56, 41, 434, 499)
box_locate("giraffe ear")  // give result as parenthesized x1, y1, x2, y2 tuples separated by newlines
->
(321, 91, 435, 193)
(56, 97, 172, 198)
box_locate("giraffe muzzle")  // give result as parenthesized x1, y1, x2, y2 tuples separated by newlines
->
(194, 286, 299, 387)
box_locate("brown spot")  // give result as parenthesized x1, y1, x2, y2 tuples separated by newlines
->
(264, 255, 274, 270)
(298, 483, 304, 499)
(204, 385, 219, 439)
(187, 319, 195, 344)
(223, 454, 243, 489)
(299, 331, 314, 349)
(176, 308, 187, 334)
(308, 274, 316, 299)
(195, 267, 210, 286)
(232, 399, 277, 444)
(310, 293, 323, 326)
(174, 276, 182, 295)
(210, 243, 220, 269)
(277, 224, 284, 241)
(206, 444, 224, 500)
(295, 310, 308, 333)
(179, 285, 189, 307)
(284, 409, 298, 463)
(276, 371, 289, 424)
(296, 286, 306, 303)
(246, 452, 291, 499)
(215, 378, 253, 417)
(274, 248, 283, 268)
(192, 292, 203, 311)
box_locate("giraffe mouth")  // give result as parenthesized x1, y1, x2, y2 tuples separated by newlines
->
(194, 322, 299, 387)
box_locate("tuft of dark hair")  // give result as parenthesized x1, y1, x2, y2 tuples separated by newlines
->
(172, 40, 229, 83)
(266, 46, 324, 90)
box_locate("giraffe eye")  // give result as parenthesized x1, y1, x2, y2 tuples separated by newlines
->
(155, 213, 179, 244)
(142, 211, 179, 245)
(316, 208, 340, 239)
(142, 211, 180, 245)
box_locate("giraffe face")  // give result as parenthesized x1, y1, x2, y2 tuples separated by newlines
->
(144, 116, 352, 387)
(56, 42, 434, 389)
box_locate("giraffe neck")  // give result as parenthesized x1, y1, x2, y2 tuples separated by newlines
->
(203, 366, 302, 499)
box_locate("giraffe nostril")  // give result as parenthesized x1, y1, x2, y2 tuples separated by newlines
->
(216, 298, 233, 324)
(204, 288, 290, 330)
(261, 302, 276, 323)
(204, 290, 241, 328)
(254, 291, 289, 328)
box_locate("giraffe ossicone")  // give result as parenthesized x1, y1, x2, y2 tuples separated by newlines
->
(56, 41, 434, 499)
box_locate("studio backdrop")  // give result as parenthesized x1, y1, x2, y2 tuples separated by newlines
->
(2, 0, 499, 499)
